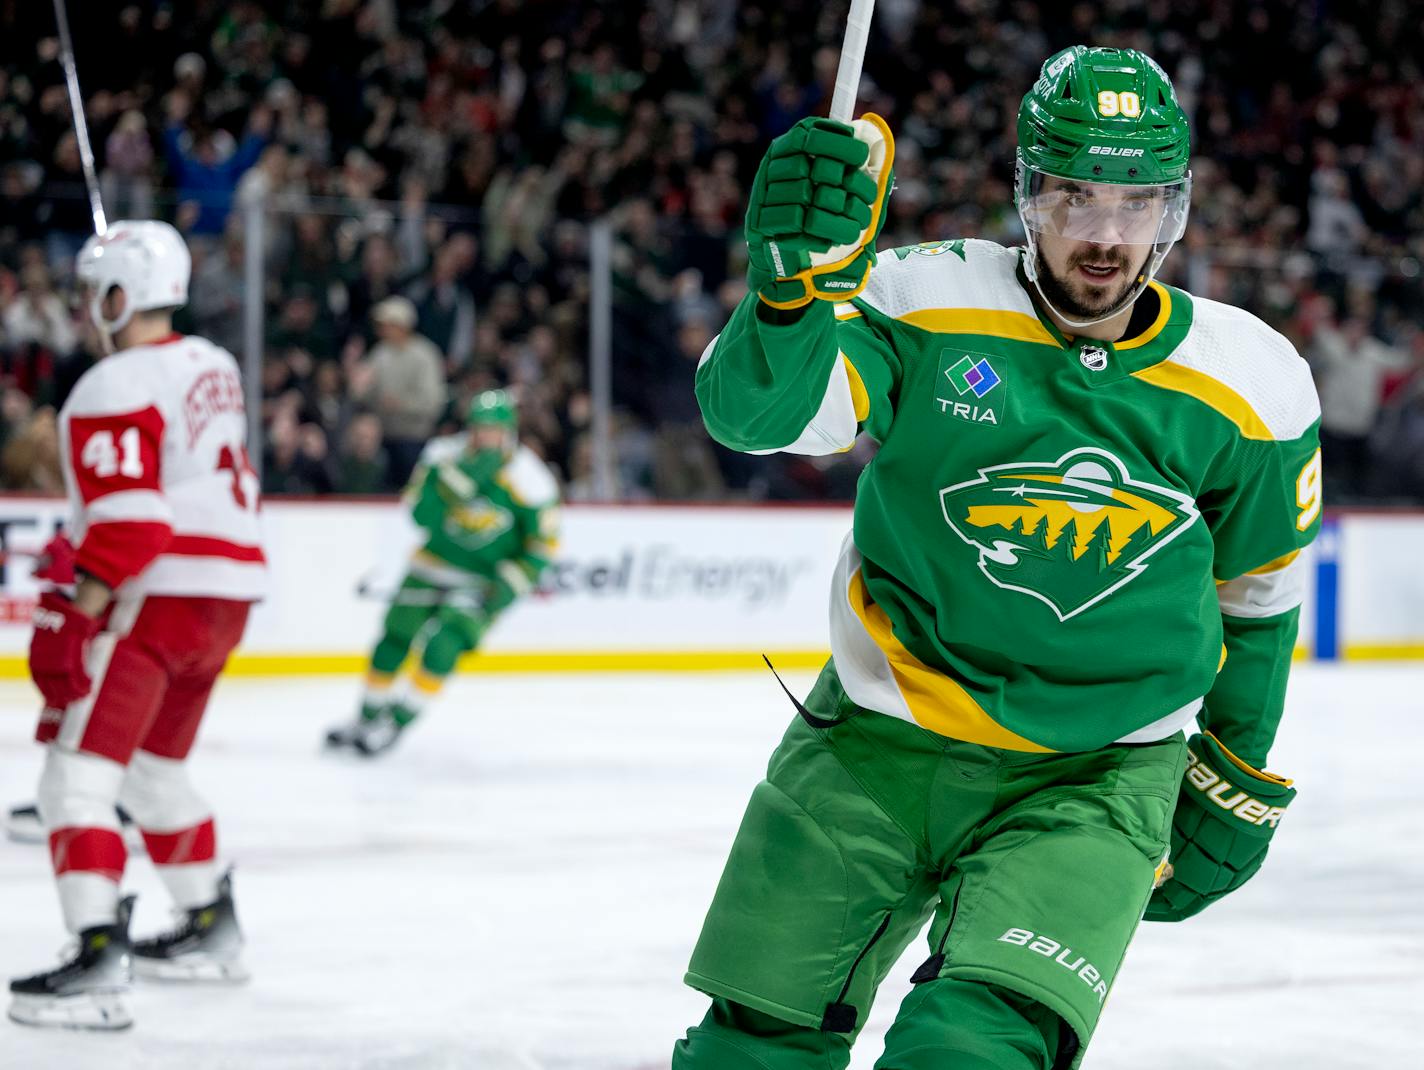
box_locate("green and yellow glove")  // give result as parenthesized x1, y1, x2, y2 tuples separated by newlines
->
(745, 114, 895, 310)
(1145, 732, 1297, 922)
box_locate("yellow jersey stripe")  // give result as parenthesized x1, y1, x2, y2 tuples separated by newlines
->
(1131, 361, 1275, 441)
(836, 308, 864, 321)
(842, 354, 871, 423)
(847, 570, 1055, 752)
(411, 669, 446, 695)
(1245, 549, 1301, 576)
(898, 308, 1059, 346)
(1115, 282, 1172, 350)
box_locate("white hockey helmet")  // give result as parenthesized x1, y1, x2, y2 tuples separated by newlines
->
(75, 220, 191, 335)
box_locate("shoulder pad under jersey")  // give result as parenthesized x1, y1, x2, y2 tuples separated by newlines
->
(856, 239, 1035, 323)
(1159, 296, 1320, 442)
(499, 446, 560, 507)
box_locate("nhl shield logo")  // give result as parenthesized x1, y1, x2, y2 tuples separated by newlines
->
(1080, 345, 1109, 372)
(939, 447, 1200, 620)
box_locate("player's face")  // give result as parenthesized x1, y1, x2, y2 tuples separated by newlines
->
(1034, 231, 1152, 320)
(470, 424, 510, 452)
(1026, 177, 1159, 320)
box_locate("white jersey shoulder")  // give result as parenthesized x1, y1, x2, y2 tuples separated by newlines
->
(63, 335, 240, 425)
(499, 445, 559, 507)
(855, 239, 1031, 322)
(418, 434, 468, 468)
(1169, 296, 1320, 442)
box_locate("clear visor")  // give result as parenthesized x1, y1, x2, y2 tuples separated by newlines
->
(1018, 168, 1190, 246)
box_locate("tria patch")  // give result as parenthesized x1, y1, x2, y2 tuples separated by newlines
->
(939, 447, 1200, 619)
(936, 351, 1004, 427)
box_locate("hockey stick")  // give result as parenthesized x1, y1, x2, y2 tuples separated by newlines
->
(51, 0, 107, 236)
(354, 578, 485, 608)
(829, 0, 877, 123)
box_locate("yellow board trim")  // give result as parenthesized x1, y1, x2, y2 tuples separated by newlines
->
(1114, 282, 1172, 351)
(898, 307, 1059, 347)
(1131, 361, 1275, 441)
(842, 354, 871, 422)
(0, 651, 835, 679)
(847, 570, 1055, 752)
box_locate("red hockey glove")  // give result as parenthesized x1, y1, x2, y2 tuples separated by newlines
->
(32, 532, 78, 586)
(28, 592, 100, 709)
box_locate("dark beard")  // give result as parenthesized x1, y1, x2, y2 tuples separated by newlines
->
(1034, 250, 1136, 321)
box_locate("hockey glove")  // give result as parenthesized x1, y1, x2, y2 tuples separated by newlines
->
(32, 532, 77, 586)
(745, 114, 895, 310)
(28, 591, 99, 710)
(1144, 732, 1296, 922)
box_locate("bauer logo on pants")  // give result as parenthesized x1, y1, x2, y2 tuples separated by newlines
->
(998, 927, 1110, 1004)
(939, 447, 1200, 620)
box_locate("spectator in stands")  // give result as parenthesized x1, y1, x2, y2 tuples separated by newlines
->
(333, 413, 392, 494)
(357, 296, 446, 485)
(163, 94, 270, 239)
(0, 403, 62, 491)
(100, 110, 155, 221)
(405, 232, 477, 370)
(1309, 311, 1410, 498)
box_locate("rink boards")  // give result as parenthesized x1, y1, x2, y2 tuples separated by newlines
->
(0, 498, 1421, 672)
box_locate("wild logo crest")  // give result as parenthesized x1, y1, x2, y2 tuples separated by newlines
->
(939, 447, 1199, 619)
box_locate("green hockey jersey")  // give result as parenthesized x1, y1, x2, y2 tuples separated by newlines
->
(405, 437, 560, 603)
(698, 240, 1321, 763)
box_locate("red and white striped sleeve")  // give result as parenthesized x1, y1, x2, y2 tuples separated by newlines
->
(62, 368, 174, 588)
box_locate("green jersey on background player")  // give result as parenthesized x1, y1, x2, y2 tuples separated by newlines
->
(674, 47, 1320, 1070)
(326, 389, 560, 756)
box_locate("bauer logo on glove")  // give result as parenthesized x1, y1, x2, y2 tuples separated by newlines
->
(745, 114, 896, 309)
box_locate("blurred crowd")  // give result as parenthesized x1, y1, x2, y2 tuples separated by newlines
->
(1, 0, 1421, 502)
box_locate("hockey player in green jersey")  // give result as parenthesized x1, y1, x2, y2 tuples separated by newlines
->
(675, 47, 1321, 1070)
(326, 389, 559, 756)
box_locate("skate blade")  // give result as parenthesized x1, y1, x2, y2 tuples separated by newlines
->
(7, 989, 133, 1031)
(4, 817, 45, 845)
(134, 954, 250, 985)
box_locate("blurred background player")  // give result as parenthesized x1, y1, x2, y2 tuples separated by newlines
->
(325, 389, 559, 757)
(8, 221, 266, 1031)
(675, 47, 1320, 1069)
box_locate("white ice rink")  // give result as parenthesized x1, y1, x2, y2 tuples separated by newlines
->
(1, 664, 1420, 1069)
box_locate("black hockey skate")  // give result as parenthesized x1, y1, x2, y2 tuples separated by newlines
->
(8, 896, 135, 1031)
(325, 711, 407, 757)
(5, 802, 142, 848)
(132, 870, 249, 984)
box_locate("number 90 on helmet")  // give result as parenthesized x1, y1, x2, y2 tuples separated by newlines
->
(75, 221, 192, 336)
(1015, 46, 1191, 250)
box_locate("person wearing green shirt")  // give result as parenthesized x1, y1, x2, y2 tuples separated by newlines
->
(326, 389, 560, 756)
(674, 46, 1321, 1070)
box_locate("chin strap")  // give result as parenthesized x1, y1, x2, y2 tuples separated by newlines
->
(1021, 230, 1172, 332)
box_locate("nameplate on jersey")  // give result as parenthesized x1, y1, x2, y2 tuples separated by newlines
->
(935, 350, 1004, 427)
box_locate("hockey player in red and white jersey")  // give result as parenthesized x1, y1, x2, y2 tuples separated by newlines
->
(8, 221, 267, 1031)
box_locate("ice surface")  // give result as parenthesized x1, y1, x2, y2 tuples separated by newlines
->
(1, 664, 1420, 1068)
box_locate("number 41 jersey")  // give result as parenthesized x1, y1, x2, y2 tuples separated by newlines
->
(58, 333, 267, 602)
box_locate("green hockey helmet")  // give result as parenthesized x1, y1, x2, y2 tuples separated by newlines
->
(1017, 46, 1190, 186)
(466, 389, 517, 430)
(1014, 46, 1193, 327)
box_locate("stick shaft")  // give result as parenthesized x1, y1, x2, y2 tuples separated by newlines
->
(50, 0, 107, 235)
(829, 0, 877, 123)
